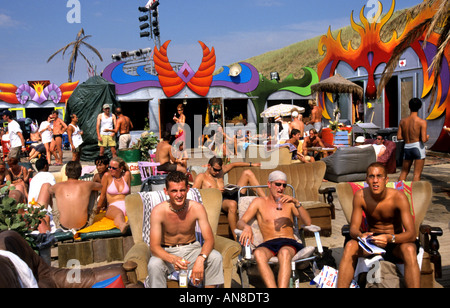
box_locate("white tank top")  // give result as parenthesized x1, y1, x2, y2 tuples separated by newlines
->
(100, 113, 114, 134)
(70, 124, 83, 148)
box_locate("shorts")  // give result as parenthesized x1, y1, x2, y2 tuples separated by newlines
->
(118, 134, 131, 150)
(257, 238, 304, 256)
(98, 135, 116, 147)
(157, 162, 178, 172)
(404, 141, 426, 160)
(53, 134, 63, 140)
(371, 234, 420, 264)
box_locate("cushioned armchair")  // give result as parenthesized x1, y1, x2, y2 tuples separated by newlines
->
(336, 181, 443, 288)
(124, 188, 241, 288)
(244, 144, 293, 166)
(322, 146, 377, 182)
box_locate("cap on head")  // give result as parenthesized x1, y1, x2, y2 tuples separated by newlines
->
(103, 104, 110, 110)
(355, 136, 365, 143)
(268, 170, 287, 183)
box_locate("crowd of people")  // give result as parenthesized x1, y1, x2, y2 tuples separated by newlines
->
(0, 97, 437, 288)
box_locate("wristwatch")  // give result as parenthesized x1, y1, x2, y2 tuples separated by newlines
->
(294, 200, 302, 209)
(391, 234, 396, 243)
(199, 254, 208, 260)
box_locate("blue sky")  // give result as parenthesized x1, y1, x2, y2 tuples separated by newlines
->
(0, 0, 422, 87)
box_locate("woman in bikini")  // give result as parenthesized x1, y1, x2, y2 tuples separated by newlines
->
(97, 157, 131, 233)
(7, 157, 31, 200)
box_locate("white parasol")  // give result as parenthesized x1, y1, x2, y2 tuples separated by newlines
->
(260, 104, 305, 118)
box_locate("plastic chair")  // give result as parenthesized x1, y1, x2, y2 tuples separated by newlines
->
(234, 185, 324, 288)
(138, 161, 160, 192)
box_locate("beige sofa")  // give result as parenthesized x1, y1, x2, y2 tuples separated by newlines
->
(337, 181, 443, 288)
(124, 188, 241, 288)
(244, 144, 293, 166)
(227, 161, 336, 236)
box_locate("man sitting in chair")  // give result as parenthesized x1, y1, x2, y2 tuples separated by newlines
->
(192, 156, 265, 240)
(147, 171, 224, 288)
(337, 162, 420, 288)
(236, 170, 312, 288)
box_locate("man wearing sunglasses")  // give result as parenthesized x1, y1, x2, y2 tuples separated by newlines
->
(192, 157, 264, 240)
(337, 162, 419, 288)
(372, 134, 386, 161)
(236, 170, 312, 288)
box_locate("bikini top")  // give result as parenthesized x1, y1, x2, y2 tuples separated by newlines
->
(107, 176, 130, 195)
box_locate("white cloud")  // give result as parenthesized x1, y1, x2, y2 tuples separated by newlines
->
(0, 13, 18, 28)
(252, 0, 283, 7)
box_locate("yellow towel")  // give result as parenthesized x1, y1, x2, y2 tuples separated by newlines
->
(75, 214, 128, 237)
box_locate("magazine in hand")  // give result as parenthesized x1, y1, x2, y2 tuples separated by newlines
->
(224, 184, 240, 192)
(357, 237, 386, 255)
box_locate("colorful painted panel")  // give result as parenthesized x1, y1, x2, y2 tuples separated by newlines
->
(0, 81, 78, 105)
(102, 41, 259, 96)
(317, 0, 449, 151)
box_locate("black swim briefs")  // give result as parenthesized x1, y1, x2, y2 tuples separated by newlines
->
(257, 238, 304, 256)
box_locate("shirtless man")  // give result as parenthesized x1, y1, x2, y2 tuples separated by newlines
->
(96, 104, 117, 157)
(307, 100, 323, 133)
(155, 131, 186, 173)
(51, 110, 67, 165)
(398, 98, 429, 182)
(277, 129, 314, 163)
(49, 161, 102, 231)
(114, 107, 133, 150)
(237, 170, 312, 288)
(147, 171, 223, 288)
(303, 128, 326, 159)
(289, 110, 304, 138)
(337, 163, 420, 288)
(192, 156, 264, 239)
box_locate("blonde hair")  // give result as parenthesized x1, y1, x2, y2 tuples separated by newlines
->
(110, 157, 129, 172)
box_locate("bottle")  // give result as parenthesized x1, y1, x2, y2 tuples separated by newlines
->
(276, 197, 282, 211)
(289, 261, 300, 288)
(244, 239, 252, 260)
(179, 259, 188, 288)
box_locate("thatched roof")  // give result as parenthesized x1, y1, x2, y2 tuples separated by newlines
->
(311, 74, 364, 98)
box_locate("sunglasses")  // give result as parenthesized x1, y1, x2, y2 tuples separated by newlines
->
(273, 182, 287, 188)
(108, 166, 119, 170)
(212, 166, 222, 173)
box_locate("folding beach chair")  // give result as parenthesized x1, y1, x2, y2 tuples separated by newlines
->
(234, 185, 324, 288)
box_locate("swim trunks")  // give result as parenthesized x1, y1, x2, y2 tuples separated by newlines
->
(53, 134, 62, 140)
(404, 141, 426, 160)
(157, 162, 178, 172)
(257, 238, 304, 256)
(370, 234, 420, 264)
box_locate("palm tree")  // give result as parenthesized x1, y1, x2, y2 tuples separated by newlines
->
(47, 28, 103, 82)
(378, 0, 449, 106)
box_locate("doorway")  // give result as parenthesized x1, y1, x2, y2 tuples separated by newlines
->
(159, 98, 209, 148)
(385, 76, 399, 127)
(118, 101, 149, 131)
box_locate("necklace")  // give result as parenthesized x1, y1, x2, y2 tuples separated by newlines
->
(169, 201, 187, 213)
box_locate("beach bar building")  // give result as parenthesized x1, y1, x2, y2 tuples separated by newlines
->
(316, 0, 449, 153)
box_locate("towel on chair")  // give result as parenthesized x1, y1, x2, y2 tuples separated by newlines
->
(139, 188, 204, 246)
(0, 250, 38, 288)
